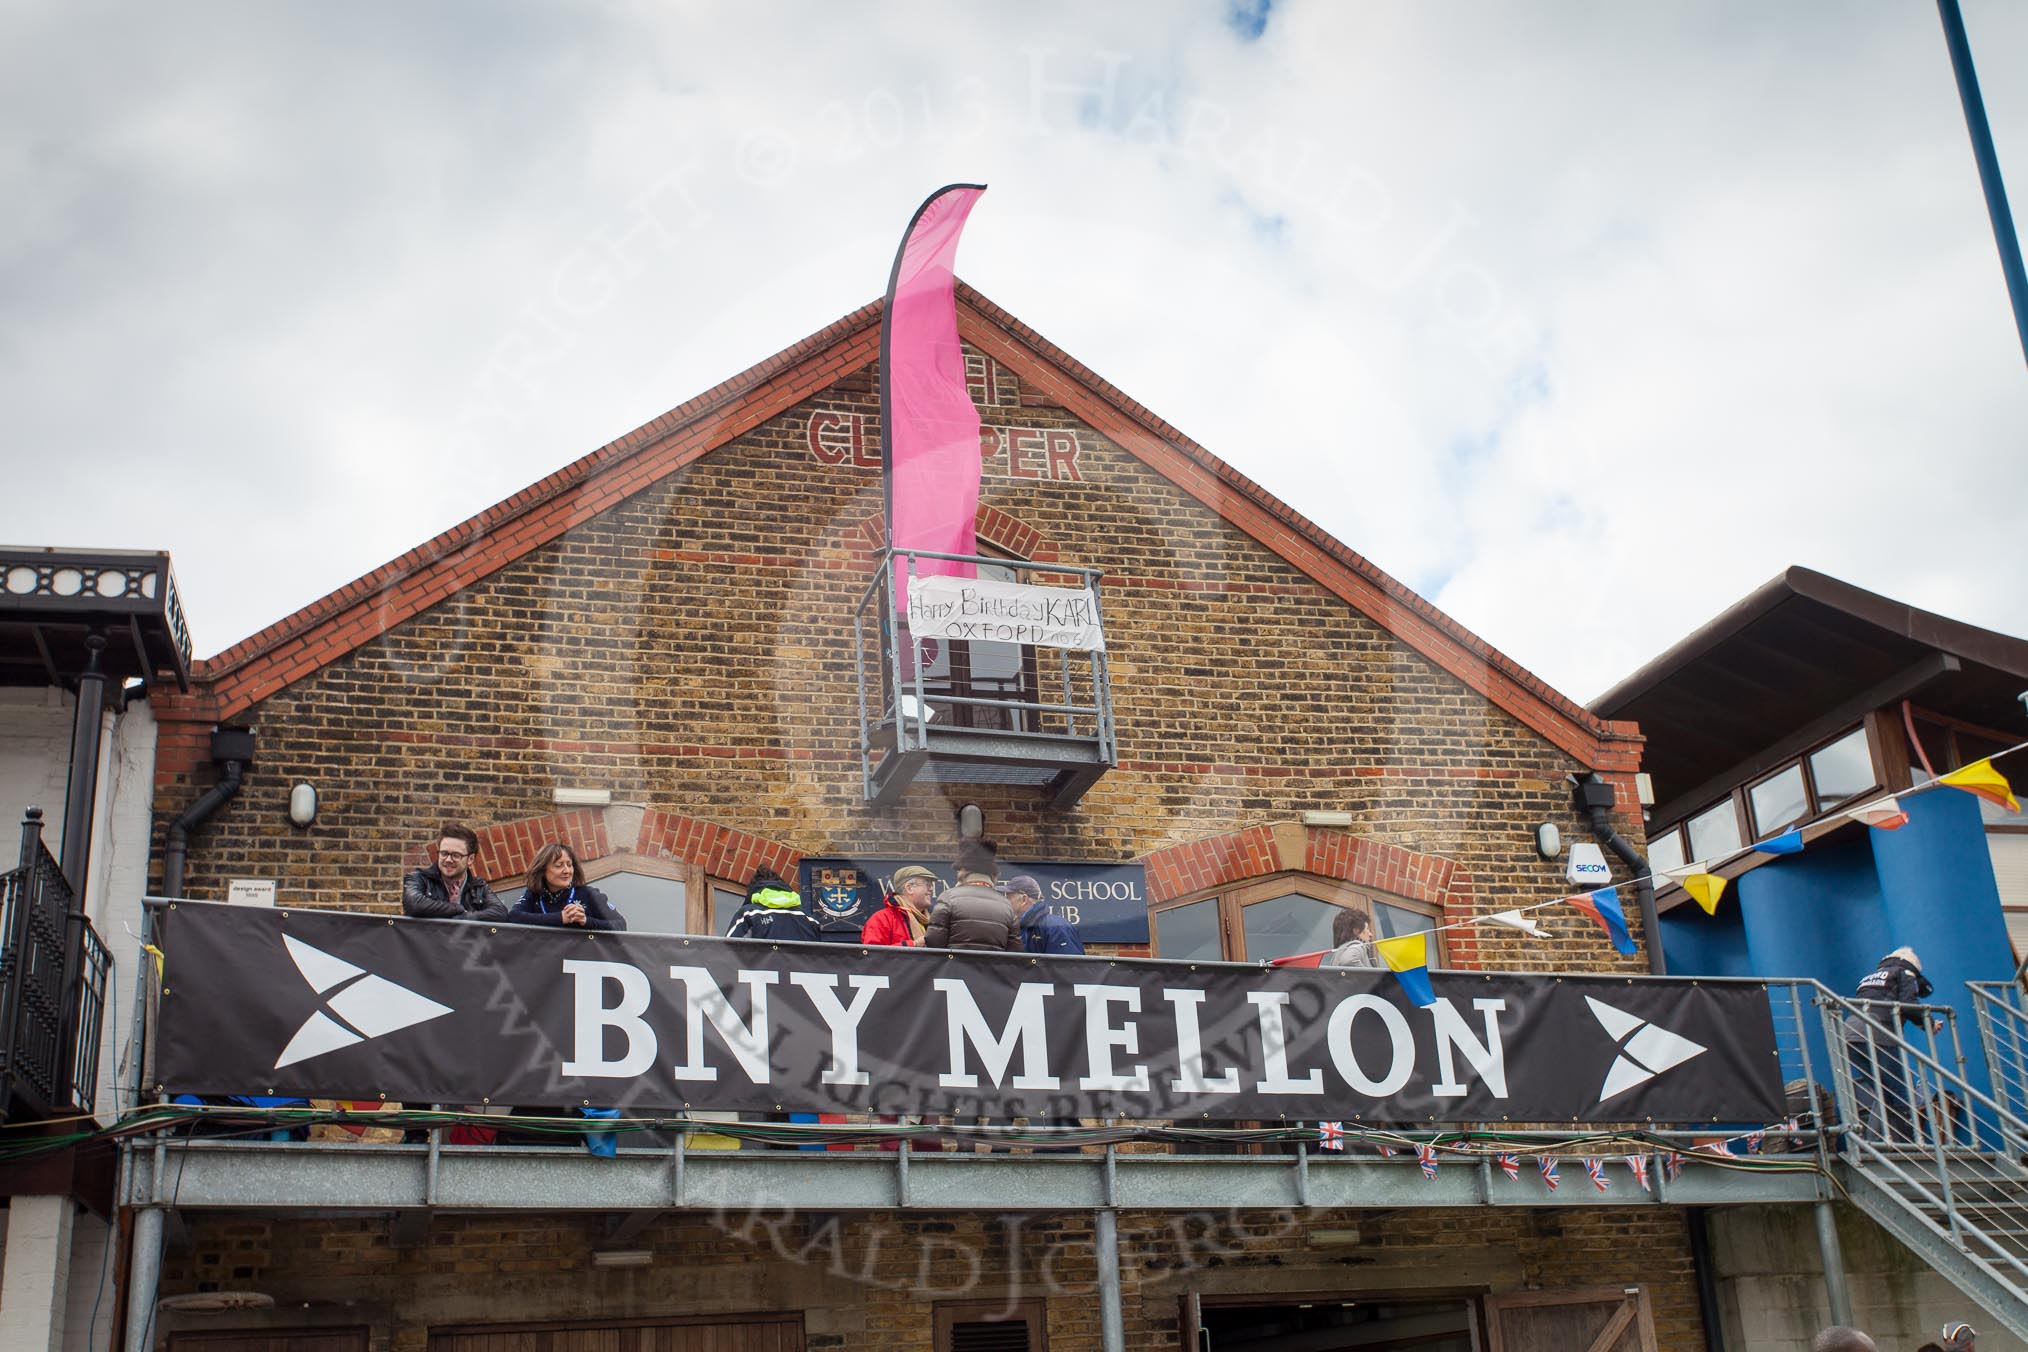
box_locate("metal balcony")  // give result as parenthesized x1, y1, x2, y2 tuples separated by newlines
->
(0, 546, 191, 690)
(0, 810, 112, 1123)
(854, 549, 1116, 808)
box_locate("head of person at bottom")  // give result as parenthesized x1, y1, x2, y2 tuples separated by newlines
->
(1811, 1327, 1877, 1352)
(954, 838, 1000, 885)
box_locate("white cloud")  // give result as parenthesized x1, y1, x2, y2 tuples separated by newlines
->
(1, 0, 2023, 710)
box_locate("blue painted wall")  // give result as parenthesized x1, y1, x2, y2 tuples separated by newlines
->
(1657, 790, 2011, 1093)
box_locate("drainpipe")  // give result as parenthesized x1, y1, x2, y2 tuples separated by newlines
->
(1574, 773, 1665, 976)
(54, 633, 111, 1113)
(161, 729, 252, 899)
(1684, 1208, 1728, 1352)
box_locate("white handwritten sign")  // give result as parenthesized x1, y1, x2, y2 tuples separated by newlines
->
(906, 575, 1106, 651)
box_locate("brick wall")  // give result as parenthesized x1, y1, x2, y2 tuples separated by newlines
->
(138, 335, 1691, 1351)
(156, 1202, 1704, 1352)
(150, 349, 1646, 974)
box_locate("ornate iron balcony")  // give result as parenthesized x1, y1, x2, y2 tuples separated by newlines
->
(0, 546, 191, 689)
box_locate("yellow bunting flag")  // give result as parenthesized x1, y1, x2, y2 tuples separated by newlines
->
(1681, 873, 1729, 916)
(1940, 759, 2019, 814)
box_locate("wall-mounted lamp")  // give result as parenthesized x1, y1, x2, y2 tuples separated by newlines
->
(1533, 822, 1561, 860)
(554, 786, 613, 807)
(287, 783, 318, 829)
(958, 804, 985, 840)
(590, 1249, 652, 1269)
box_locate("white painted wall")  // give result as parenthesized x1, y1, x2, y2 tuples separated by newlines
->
(0, 1196, 77, 1352)
(59, 1212, 112, 1352)
(0, 687, 77, 848)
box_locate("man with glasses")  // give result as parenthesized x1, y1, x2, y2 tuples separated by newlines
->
(401, 823, 509, 920)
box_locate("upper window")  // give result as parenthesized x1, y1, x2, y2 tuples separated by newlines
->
(1650, 725, 1881, 872)
(1152, 874, 1443, 965)
(1685, 799, 1743, 863)
(1808, 728, 1874, 809)
(1748, 764, 1809, 837)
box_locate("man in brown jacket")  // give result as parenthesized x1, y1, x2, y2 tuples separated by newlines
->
(924, 840, 1021, 952)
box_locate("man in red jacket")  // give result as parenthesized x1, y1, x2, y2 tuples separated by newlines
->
(862, 864, 937, 946)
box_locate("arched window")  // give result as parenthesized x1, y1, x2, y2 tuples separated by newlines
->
(1150, 873, 1445, 965)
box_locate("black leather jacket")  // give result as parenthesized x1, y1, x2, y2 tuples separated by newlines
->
(401, 865, 509, 921)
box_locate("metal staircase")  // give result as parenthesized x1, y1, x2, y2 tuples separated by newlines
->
(1816, 980, 2028, 1340)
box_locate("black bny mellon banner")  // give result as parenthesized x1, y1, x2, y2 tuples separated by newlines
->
(154, 902, 1783, 1123)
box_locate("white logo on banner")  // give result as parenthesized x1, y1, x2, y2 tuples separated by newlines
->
(905, 574, 1105, 651)
(274, 935, 454, 1069)
(1586, 996, 1707, 1103)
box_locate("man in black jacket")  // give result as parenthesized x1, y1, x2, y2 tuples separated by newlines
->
(400, 824, 509, 920)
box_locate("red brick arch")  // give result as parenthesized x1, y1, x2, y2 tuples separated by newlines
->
(405, 808, 796, 890)
(1140, 823, 1482, 969)
(850, 505, 1059, 563)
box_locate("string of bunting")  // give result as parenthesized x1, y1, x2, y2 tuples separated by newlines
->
(1315, 1112, 1811, 1194)
(1294, 745, 2024, 1009)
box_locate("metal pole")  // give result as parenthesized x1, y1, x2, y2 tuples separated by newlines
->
(1813, 1200, 1853, 1329)
(123, 1206, 164, 1352)
(1094, 1206, 1124, 1352)
(1937, 0, 2028, 369)
(58, 633, 108, 894)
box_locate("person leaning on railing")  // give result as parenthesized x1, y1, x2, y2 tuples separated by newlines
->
(508, 842, 625, 931)
(1842, 946, 1941, 1143)
(400, 823, 509, 920)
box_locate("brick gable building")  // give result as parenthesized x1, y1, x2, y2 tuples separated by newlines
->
(137, 286, 1720, 1352)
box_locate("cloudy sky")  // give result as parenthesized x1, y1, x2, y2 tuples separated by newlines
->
(5, 1, 2025, 702)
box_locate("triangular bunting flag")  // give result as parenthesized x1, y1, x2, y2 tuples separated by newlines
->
(1496, 1152, 1520, 1181)
(1537, 1156, 1559, 1190)
(1941, 759, 2019, 814)
(1681, 873, 1729, 916)
(1375, 933, 1436, 1007)
(1756, 826, 1805, 855)
(1415, 1143, 1439, 1179)
(1851, 797, 1909, 831)
(1486, 909, 1549, 939)
(1567, 887, 1636, 956)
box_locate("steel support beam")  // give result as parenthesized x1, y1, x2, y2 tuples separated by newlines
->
(1095, 1207, 1123, 1352)
(1814, 1199, 1853, 1328)
(122, 1207, 164, 1352)
(123, 1140, 1824, 1213)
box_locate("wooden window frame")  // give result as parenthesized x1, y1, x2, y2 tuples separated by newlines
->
(1150, 872, 1445, 965)
(934, 1297, 1047, 1351)
(1659, 724, 1884, 855)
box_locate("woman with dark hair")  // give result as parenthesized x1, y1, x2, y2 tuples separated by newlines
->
(510, 842, 623, 930)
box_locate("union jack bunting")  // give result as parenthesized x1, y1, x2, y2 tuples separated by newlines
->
(1782, 1116, 1800, 1134)
(1496, 1152, 1521, 1182)
(1583, 1157, 1609, 1191)
(1744, 1130, 1764, 1154)
(1375, 1143, 1398, 1157)
(1626, 1154, 1651, 1193)
(1537, 1156, 1559, 1190)
(1318, 1122, 1345, 1151)
(1415, 1143, 1439, 1180)
(1662, 1151, 1684, 1182)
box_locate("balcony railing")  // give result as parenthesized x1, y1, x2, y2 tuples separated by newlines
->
(853, 549, 1116, 807)
(0, 809, 112, 1121)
